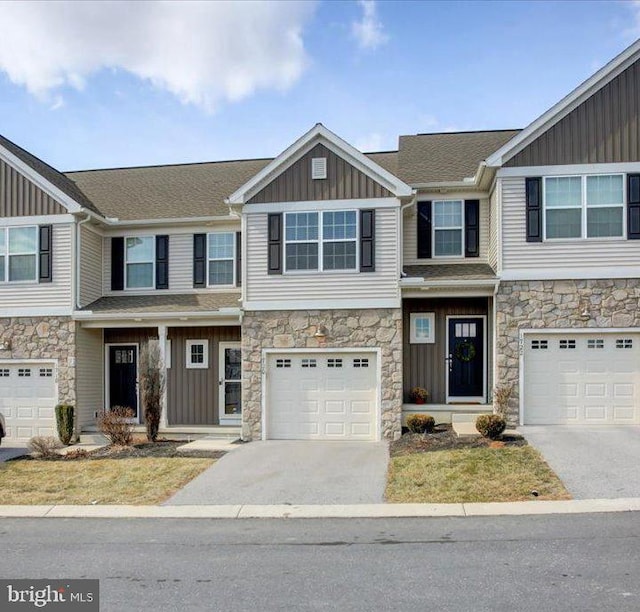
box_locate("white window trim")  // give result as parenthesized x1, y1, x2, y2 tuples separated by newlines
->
(284, 210, 359, 273)
(543, 173, 626, 241)
(0, 225, 39, 284)
(432, 200, 464, 258)
(207, 232, 236, 288)
(186, 339, 209, 369)
(410, 312, 435, 344)
(125, 235, 155, 290)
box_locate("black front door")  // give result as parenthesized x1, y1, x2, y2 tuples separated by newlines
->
(448, 318, 484, 399)
(109, 345, 138, 417)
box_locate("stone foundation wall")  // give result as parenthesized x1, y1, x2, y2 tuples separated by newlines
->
(496, 279, 640, 423)
(241, 308, 403, 441)
(0, 316, 76, 404)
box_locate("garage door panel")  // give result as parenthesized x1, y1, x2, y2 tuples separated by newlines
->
(267, 352, 378, 441)
(524, 333, 640, 425)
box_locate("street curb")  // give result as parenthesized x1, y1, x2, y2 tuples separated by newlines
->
(1, 498, 640, 519)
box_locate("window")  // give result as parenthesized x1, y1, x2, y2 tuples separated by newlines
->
(208, 233, 235, 286)
(125, 236, 154, 289)
(587, 339, 604, 349)
(0, 226, 38, 282)
(18, 368, 31, 377)
(276, 358, 292, 368)
(559, 339, 576, 349)
(301, 358, 317, 368)
(531, 339, 548, 350)
(186, 340, 208, 369)
(284, 211, 358, 272)
(616, 339, 633, 349)
(353, 358, 369, 368)
(410, 313, 435, 344)
(327, 358, 343, 368)
(39, 368, 53, 377)
(0, 369, 9, 377)
(322, 211, 357, 270)
(433, 200, 463, 257)
(544, 174, 624, 239)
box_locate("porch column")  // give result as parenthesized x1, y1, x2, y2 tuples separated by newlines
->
(158, 324, 169, 430)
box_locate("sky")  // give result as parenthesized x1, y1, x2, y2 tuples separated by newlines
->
(0, 0, 638, 171)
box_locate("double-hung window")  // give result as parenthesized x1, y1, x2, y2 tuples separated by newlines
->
(544, 174, 623, 239)
(0, 226, 38, 282)
(208, 233, 235, 286)
(284, 211, 358, 272)
(125, 236, 154, 289)
(433, 200, 463, 257)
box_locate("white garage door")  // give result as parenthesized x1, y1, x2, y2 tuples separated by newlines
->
(0, 362, 57, 444)
(523, 333, 640, 425)
(267, 352, 378, 440)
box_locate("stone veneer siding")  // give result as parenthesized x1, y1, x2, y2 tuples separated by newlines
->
(496, 279, 640, 424)
(0, 316, 75, 401)
(241, 308, 403, 441)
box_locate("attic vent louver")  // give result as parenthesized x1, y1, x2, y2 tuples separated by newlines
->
(311, 157, 327, 179)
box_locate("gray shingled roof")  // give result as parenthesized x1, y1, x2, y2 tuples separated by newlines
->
(397, 130, 520, 184)
(0, 134, 103, 215)
(59, 129, 520, 221)
(403, 264, 497, 281)
(82, 293, 241, 314)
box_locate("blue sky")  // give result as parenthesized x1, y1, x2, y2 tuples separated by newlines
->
(0, 0, 637, 171)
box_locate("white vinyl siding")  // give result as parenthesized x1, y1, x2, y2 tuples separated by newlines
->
(79, 225, 102, 307)
(0, 223, 72, 313)
(403, 197, 490, 266)
(75, 326, 103, 430)
(246, 207, 400, 307)
(488, 187, 499, 270)
(501, 176, 640, 272)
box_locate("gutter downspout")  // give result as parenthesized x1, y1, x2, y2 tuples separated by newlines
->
(76, 213, 92, 310)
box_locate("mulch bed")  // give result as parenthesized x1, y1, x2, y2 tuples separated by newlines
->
(17, 439, 227, 461)
(390, 424, 527, 457)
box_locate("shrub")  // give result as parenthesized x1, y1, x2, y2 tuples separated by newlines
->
(476, 414, 507, 440)
(28, 436, 62, 458)
(493, 383, 514, 419)
(409, 387, 429, 403)
(139, 342, 165, 442)
(55, 404, 75, 445)
(406, 413, 435, 434)
(63, 448, 89, 460)
(98, 406, 135, 446)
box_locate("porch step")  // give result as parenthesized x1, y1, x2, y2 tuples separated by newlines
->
(451, 412, 491, 424)
(79, 433, 110, 445)
(451, 421, 482, 438)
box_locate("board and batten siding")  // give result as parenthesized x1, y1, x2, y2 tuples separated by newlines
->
(75, 326, 103, 429)
(103, 225, 240, 295)
(167, 326, 241, 426)
(402, 198, 490, 266)
(245, 207, 400, 306)
(248, 143, 392, 204)
(506, 58, 640, 167)
(0, 159, 67, 216)
(0, 223, 73, 312)
(501, 176, 640, 271)
(79, 225, 102, 307)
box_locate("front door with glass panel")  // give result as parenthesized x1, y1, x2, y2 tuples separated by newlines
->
(108, 344, 138, 420)
(219, 342, 241, 425)
(447, 317, 484, 401)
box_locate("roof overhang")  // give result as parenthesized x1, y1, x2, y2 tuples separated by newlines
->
(226, 123, 414, 205)
(73, 307, 242, 327)
(485, 39, 640, 168)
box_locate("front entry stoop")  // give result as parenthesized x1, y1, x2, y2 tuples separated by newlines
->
(451, 413, 490, 438)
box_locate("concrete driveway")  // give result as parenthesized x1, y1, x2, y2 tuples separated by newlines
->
(167, 440, 389, 505)
(520, 426, 640, 499)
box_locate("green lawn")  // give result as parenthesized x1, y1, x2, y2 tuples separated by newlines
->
(386, 446, 570, 503)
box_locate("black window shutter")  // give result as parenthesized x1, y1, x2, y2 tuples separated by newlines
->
(268, 213, 282, 275)
(155, 235, 169, 289)
(464, 199, 480, 258)
(417, 201, 432, 258)
(38, 225, 52, 283)
(236, 231, 242, 286)
(360, 209, 375, 272)
(193, 234, 206, 287)
(525, 177, 543, 242)
(628, 174, 640, 239)
(111, 236, 124, 290)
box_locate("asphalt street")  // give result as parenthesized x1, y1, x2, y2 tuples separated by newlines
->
(2, 514, 640, 611)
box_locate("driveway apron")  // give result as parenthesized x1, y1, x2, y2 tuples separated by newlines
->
(520, 425, 640, 499)
(166, 440, 389, 505)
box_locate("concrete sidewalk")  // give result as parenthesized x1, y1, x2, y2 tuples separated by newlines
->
(1, 498, 640, 519)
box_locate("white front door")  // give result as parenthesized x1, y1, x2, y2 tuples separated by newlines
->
(0, 362, 57, 444)
(266, 351, 378, 441)
(219, 342, 241, 425)
(523, 332, 640, 425)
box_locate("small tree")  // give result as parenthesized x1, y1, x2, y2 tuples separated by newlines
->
(139, 341, 165, 442)
(493, 383, 514, 419)
(55, 404, 75, 445)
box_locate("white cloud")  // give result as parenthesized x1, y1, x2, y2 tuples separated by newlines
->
(0, 0, 316, 111)
(355, 132, 383, 152)
(351, 0, 388, 51)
